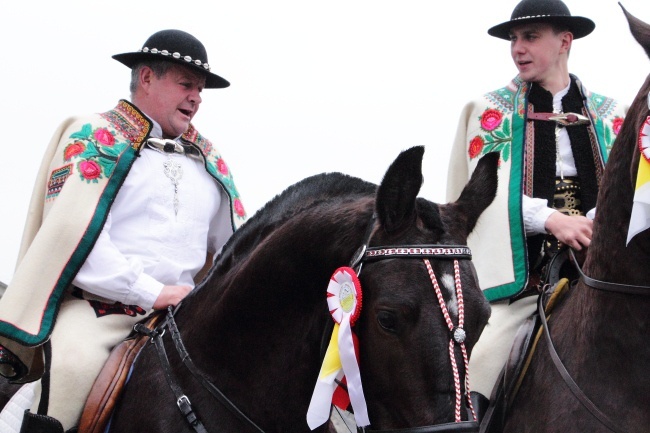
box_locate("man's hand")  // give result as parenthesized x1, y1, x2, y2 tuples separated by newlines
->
(153, 285, 192, 310)
(544, 212, 593, 250)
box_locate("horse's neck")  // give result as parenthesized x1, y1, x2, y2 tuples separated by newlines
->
(168, 206, 372, 422)
(584, 140, 644, 285)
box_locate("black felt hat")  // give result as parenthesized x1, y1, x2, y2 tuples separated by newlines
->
(112, 29, 229, 89)
(488, 0, 595, 40)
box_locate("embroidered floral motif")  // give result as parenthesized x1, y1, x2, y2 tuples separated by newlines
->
(233, 198, 246, 217)
(613, 117, 624, 135)
(94, 128, 116, 146)
(481, 109, 503, 131)
(64, 123, 130, 183)
(217, 158, 229, 176)
(204, 152, 247, 221)
(64, 141, 86, 160)
(599, 115, 624, 153)
(469, 136, 485, 159)
(79, 160, 102, 181)
(468, 107, 512, 163)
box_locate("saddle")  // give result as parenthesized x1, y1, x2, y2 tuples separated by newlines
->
(76, 312, 164, 433)
(479, 249, 574, 433)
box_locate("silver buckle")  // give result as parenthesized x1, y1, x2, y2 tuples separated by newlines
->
(177, 394, 191, 409)
(548, 113, 590, 126)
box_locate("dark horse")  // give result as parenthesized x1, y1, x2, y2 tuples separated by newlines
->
(84, 146, 500, 432)
(501, 5, 650, 433)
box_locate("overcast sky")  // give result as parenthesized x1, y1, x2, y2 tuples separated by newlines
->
(2, 0, 650, 284)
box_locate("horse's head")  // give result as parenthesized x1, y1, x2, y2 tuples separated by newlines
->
(353, 147, 499, 428)
(181, 146, 498, 432)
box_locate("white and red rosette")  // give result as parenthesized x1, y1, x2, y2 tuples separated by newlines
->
(640, 116, 650, 162)
(307, 267, 369, 429)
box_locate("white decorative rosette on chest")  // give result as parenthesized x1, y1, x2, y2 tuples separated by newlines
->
(307, 267, 369, 429)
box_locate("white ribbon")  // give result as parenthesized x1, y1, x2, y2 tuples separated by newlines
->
(307, 267, 369, 429)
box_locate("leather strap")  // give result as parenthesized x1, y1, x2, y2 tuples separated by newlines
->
(136, 321, 209, 433)
(537, 294, 625, 433)
(135, 307, 267, 433)
(569, 249, 650, 295)
(358, 421, 479, 433)
(165, 308, 266, 433)
(526, 112, 590, 126)
(36, 341, 52, 415)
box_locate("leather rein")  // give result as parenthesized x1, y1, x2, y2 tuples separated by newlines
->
(134, 308, 266, 433)
(537, 248, 650, 433)
(135, 216, 480, 433)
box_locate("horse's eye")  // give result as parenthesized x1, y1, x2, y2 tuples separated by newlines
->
(377, 310, 398, 332)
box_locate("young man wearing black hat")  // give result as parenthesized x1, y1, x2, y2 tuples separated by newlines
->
(0, 29, 246, 432)
(446, 0, 626, 416)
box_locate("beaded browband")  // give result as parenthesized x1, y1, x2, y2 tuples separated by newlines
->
(364, 246, 472, 261)
(139, 47, 211, 72)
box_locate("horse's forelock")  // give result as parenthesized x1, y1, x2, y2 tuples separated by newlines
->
(415, 198, 444, 240)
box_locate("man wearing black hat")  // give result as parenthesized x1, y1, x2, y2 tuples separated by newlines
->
(0, 29, 246, 432)
(446, 0, 626, 416)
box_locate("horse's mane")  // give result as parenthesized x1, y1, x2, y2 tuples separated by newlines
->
(204, 172, 377, 284)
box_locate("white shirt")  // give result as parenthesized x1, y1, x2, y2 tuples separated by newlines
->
(72, 118, 230, 309)
(522, 82, 579, 235)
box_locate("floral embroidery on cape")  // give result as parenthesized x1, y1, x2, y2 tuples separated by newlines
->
(63, 123, 130, 182)
(468, 108, 512, 163)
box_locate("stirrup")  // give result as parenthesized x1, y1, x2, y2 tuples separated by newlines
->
(20, 410, 64, 433)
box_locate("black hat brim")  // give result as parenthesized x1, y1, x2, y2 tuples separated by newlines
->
(488, 15, 595, 40)
(112, 52, 230, 89)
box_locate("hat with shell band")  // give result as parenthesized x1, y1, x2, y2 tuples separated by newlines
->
(112, 29, 229, 89)
(488, 0, 595, 41)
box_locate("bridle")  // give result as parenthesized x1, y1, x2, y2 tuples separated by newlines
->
(537, 248, 650, 433)
(349, 216, 480, 433)
(136, 215, 481, 433)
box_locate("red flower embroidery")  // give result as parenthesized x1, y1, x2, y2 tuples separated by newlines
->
(94, 128, 115, 146)
(468, 136, 484, 159)
(217, 158, 229, 175)
(234, 198, 246, 217)
(79, 160, 101, 180)
(64, 141, 86, 160)
(480, 109, 503, 131)
(612, 117, 624, 135)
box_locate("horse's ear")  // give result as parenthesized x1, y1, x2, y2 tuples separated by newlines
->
(376, 146, 424, 233)
(453, 152, 499, 235)
(620, 3, 650, 58)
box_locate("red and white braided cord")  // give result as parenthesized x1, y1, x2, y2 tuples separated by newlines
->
(424, 259, 477, 423)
